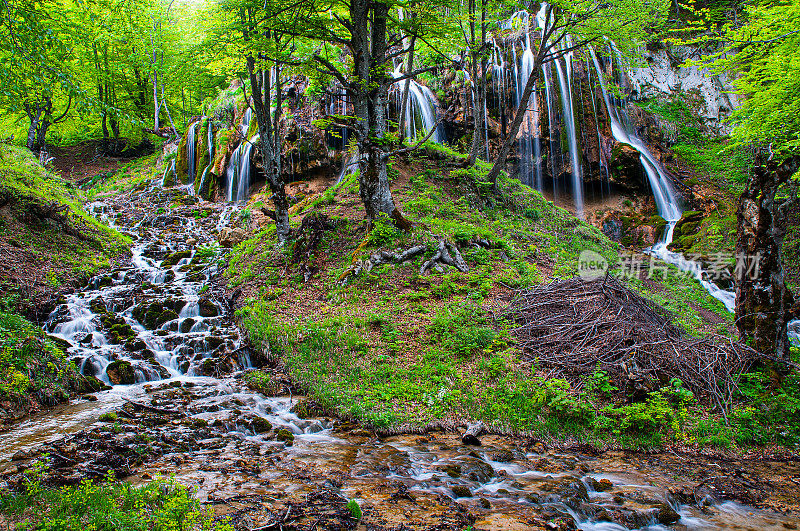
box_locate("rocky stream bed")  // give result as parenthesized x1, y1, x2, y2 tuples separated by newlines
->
(1, 179, 799, 530)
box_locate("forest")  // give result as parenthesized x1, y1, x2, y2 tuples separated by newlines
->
(0, 0, 799, 528)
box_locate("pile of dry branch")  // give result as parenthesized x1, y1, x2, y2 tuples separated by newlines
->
(504, 276, 762, 413)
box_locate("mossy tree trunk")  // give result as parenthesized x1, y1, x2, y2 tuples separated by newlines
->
(735, 154, 800, 358)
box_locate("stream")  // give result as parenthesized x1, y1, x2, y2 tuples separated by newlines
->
(0, 181, 798, 530)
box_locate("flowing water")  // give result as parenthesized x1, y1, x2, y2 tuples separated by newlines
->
(0, 176, 795, 529)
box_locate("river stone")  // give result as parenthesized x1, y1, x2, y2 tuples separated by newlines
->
(218, 227, 247, 247)
(457, 456, 495, 483)
(106, 360, 135, 385)
(653, 503, 680, 524)
(276, 428, 294, 445)
(198, 297, 218, 317)
(179, 318, 195, 333)
(451, 485, 472, 498)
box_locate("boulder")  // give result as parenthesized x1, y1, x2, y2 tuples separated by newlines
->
(106, 360, 135, 385)
(218, 227, 247, 247)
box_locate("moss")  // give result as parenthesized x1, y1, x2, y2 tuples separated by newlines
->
(175, 129, 189, 184)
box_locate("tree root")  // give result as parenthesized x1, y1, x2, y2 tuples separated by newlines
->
(339, 237, 469, 284)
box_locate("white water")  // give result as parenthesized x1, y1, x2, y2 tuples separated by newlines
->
(226, 108, 253, 202)
(589, 48, 736, 312)
(187, 121, 199, 183)
(392, 65, 444, 143)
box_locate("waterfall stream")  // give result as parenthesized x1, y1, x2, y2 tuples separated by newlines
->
(589, 48, 736, 312)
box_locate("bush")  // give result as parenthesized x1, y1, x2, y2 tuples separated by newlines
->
(0, 474, 232, 531)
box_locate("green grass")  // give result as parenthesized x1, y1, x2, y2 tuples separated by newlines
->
(0, 309, 80, 410)
(0, 144, 130, 296)
(0, 472, 231, 531)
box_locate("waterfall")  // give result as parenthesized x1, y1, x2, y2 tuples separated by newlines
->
(236, 134, 259, 202)
(392, 66, 444, 143)
(496, 7, 584, 215)
(589, 47, 736, 312)
(197, 119, 214, 197)
(187, 121, 199, 183)
(226, 108, 253, 202)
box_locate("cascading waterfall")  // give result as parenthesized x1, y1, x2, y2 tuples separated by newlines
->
(197, 119, 214, 196)
(496, 7, 584, 216)
(226, 108, 253, 202)
(589, 47, 736, 311)
(187, 121, 199, 183)
(392, 65, 444, 143)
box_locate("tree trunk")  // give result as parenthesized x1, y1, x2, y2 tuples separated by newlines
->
(347, 0, 406, 226)
(25, 104, 43, 152)
(735, 154, 800, 358)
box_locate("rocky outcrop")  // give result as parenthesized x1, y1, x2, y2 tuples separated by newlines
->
(628, 43, 740, 135)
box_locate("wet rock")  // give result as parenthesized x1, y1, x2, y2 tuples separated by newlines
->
(457, 456, 495, 483)
(218, 227, 247, 247)
(106, 360, 135, 385)
(276, 428, 294, 445)
(653, 503, 680, 524)
(247, 416, 272, 434)
(162, 250, 192, 268)
(179, 318, 195, 333)
(451, 485, 472, 498)
(489, 449, 514, 462)
(197, 297, 218, 317)
(75, 375, 111, 393)
(585, 476, 614, 492)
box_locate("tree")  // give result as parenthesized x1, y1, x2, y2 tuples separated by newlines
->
(483, 0, 669, 185)
(0, 0, 78, 151)
(697, 0, 800, 356)
(309, 0, 448, 225)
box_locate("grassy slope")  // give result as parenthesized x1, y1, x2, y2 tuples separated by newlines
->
(0, 143, 130, 315)
(225, 144, 765, 449)
(0, 144, 129, 419)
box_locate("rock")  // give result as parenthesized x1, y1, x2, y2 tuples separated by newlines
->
(653, 503, 680, 525)
(248, 416, 272, 434)
(197, 297, 218, 317)
(585, 477, 614, 492)
(458, 457, 495, 483)
(276, 428, 294, 445)
(488, 449, 514, 462)
(218, 227, 247, 247)
(461, 421, 485, 446)
(451, 485, 472, 498)
(75, 375, 111, 393)
(106, 360, 135, 385)
(179, 318, 195, 333)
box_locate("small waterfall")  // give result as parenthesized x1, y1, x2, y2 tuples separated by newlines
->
(589, 48, 735, 311)
(197, 119, 214, 197)
(236, 133, 259, 202)
(187, 121, 199, 182)
(226, 108, 253, 202)
(392, 66, 444, 143)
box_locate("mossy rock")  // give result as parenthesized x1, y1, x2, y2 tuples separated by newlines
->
(198, 297, 218, 317)
(179, 318, 195, 333)
(290, 398, 327, 419)
(106, 360, 136, 385)
(276, 428, 294, 445)
(162, 250, 192, 267)
(132, 302, 180, 329)
(248, 416, 272, 434)
(108, 322, 136, 343)
(75, 374, 111, 393)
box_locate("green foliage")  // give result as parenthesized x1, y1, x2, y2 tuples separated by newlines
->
(681, 0, 800, 154)
(346, 499, 362, 520)
(0, 475, 231, 531)
(368, 213, 401, 246)
(0, 310, 77, 406)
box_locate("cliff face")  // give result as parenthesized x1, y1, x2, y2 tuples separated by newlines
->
(627, 44, 740, 136)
